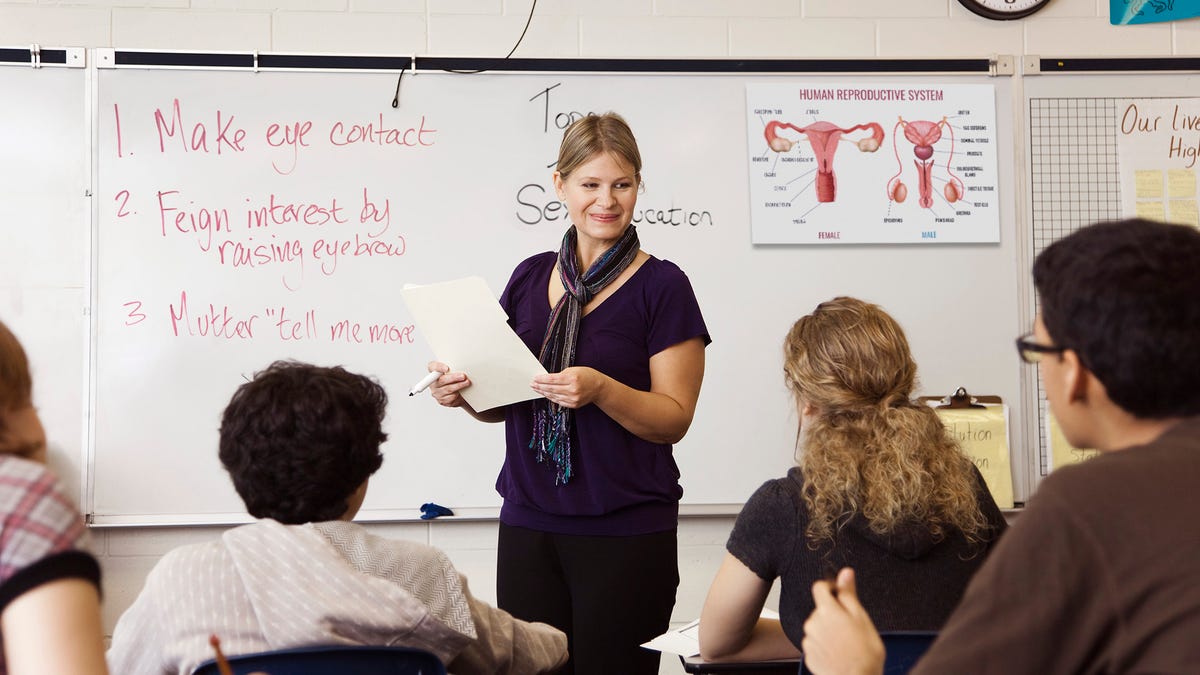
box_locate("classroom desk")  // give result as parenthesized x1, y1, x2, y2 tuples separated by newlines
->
(680, 654, 800, 674)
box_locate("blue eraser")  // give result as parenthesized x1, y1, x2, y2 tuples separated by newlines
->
(420, 502, 454, 520)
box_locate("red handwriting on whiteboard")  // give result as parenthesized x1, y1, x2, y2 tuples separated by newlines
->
(213, 235, 305, 291)
(158, 189, 230, 251)
(367, 322, 416, 344)
(113, 104, 126, 157)
(359, 188, 390, 235)
(328, 114, 436, 148)
(329, 318, 415, 345)
(311, 233, 407, 276)
(265, 307, 317, 341)
(246, 193, 348, 229)
(329, 319, 364, 343)
(115, 190, 132, 218)
(122, 301, 146, 326)
(153, 99, 247, 155)
(168, 290, 258, 339)
(265, 120, 313, 175)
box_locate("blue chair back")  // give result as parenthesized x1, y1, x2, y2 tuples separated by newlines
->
(192, 644, 447, 675)
(799, 631, 936, 675)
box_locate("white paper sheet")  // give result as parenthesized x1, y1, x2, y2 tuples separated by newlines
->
(400, 276, 546, 411)
(641, 610, 780, 657)
(642, 618, 702, 657)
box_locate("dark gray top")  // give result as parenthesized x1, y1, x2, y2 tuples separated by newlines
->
(727, 464, 1006, 648)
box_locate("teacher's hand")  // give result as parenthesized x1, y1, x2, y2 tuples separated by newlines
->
(531, 367, 606, 409)
(426, 361, 472, 408)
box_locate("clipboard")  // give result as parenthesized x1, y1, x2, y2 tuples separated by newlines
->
(920, 387, 1013, 509)
(918, 386, 1002, 409)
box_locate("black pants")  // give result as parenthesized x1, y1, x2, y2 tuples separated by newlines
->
(497, 523, 679, 675)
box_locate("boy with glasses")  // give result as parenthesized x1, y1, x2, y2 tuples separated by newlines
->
(800, 218, 1200, 674)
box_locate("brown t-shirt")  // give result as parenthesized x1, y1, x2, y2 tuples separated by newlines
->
(915, 416, 1200, 674)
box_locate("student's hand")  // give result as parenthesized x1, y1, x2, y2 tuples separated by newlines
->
(531, 367, 606, 409)
(801, 568, 885, 675)
(426, 361, 471, 408)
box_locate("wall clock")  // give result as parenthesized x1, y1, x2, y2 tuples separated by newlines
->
(958, 0, 1052, 20)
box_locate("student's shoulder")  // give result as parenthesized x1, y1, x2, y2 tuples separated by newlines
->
(764, 467, 805, 497)
(149, 538, 231, 587)
(0, 457, 78, 523)
(1041, 422, 1198, 495)
(1028, 458, 1110, 509)
(1015, 450, 1154, 539)
(1037, 422, 1200, 521)
(729, 470, 805, 561)
(311, 520, 454, 569)
(0, 457, 88, 556)
(0, 455, 67, 500)
(742, 468, 805, 516)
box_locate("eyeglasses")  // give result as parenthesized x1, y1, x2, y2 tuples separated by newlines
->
(1015, 333, 1066, 364)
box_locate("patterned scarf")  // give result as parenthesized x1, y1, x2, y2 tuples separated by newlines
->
(530, 224, 641, 484)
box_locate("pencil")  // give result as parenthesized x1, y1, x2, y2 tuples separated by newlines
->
(209, 634, 234, 675)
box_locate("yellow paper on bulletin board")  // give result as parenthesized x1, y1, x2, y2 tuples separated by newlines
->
(1048, 412, 1099, 470)
(1167, 169, 1197, 198)
(934, 405, 1014, 509)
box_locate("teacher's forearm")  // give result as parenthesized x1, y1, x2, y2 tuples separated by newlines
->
(595, 382, 694, 444)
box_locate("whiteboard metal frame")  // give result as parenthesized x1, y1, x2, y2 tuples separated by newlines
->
(1025, 55, 1200, 75)
(0, 45, 85, 69)
(94, 48, 1014, 77)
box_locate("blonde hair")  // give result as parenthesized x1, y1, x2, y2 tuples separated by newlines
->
(785, 297, 989, 546)
(556, 112, 642, 181)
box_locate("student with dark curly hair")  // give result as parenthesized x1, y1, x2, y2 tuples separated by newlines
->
(803, 219, 1200, 675)
(698, 297, 1005, 662)
(108, 361, 567, 675)
(216, 360, 386, 525)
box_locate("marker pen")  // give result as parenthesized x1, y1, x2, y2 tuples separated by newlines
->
(409, 370, 442, 396)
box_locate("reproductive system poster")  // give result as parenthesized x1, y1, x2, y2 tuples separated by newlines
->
(746, 82, 1000, 244)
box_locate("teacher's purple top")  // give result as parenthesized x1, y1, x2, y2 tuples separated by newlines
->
(497, 251, 710, 536)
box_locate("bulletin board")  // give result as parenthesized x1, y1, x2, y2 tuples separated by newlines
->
(1023, 56, 1200, 475)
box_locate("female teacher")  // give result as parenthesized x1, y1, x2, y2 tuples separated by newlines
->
(429, 112, 709, 675)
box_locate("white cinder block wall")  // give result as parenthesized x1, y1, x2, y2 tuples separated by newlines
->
(1, 1, 1193, 673)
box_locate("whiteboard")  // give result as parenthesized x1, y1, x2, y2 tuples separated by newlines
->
(87, 60, 1024, 524)
(0, 58, 88, 505)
